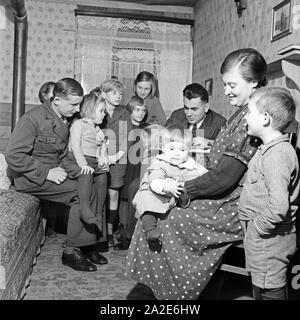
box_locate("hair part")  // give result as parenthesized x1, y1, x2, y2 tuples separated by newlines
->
(126, 95, 146, 113)
(80, 93, 104, 120)
(134, 71, 158, 99)
(220, 48, 267, 88)
(38, 81, 55, 103)
(161, 125, 193, 149)
(53, 78, 84, 99)
(183, 83, 209, 103)
(250, 87, 296, 132)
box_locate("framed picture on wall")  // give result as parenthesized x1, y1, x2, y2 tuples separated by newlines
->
(204, 78, 213, 96)
(271, 0, 293, 42)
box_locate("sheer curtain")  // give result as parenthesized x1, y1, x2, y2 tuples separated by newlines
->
(75, 16, 118, 93)
(75, 16, 192, 116)
(149, 21, 192, 118)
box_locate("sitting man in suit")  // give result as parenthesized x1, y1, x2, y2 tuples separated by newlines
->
(165, 83, 226, 149)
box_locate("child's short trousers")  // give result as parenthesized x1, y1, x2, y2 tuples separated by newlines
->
(244, 220, 296, 289)
(65, 152, 107, 178)
(108, 163, 127, 189)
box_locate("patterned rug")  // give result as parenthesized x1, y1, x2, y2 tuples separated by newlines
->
(24, 234, 136, 300)
(23, 232, 300, 300)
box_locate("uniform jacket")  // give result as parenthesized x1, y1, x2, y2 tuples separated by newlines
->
(165, 108, 226, 140)
(5, 100, 71, 190)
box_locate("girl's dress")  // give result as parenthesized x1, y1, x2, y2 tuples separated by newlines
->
(125, 104, 260, 300)
(133, 155, 207, 217)
(144, 96, 166, 126)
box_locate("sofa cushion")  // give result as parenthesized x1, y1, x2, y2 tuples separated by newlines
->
(0, 189, 40, 266)
(0, 154, 11, 190)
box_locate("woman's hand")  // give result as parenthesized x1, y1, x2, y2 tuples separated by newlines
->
(81, 165, 94, 175)
(177, 187, 191, 208)
(163, 180, 184, 198)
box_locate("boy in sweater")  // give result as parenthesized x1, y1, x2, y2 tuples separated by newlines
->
(238, 87, 299, 300)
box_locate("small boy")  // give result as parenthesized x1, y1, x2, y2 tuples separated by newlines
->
(238, 87, 299, 300)
(100, 79, 131, 246)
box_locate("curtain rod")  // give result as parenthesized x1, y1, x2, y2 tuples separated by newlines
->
(75, 5, 194, 26)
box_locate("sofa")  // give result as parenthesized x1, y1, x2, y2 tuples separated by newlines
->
(0, 154, 44, 300)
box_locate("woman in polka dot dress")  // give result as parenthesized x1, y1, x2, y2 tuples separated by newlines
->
(125, 48, 267, 300)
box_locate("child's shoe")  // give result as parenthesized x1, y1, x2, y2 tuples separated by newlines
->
(144, 227, 162, 253)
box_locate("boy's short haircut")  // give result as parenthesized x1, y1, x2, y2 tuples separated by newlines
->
(126, 95, 146, 113)
(53, 78, 84, 99)
(100, 79, 125, 94)
(162, 124, 193, 148)
(38, 81, 55, 103)
(250, 87, 296, 132)
(183, 83, 209, 103)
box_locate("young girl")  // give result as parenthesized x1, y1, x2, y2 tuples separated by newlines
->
(134, 71, 166, 126)
(115, 95, 149, 250)
(67, 93, 109, 232)
(133, 125, 208, 252)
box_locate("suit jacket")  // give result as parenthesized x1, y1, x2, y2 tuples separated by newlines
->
(165, 108, 226, 140)
(5, 100, 71, 190)
(101, 105, 131, 155)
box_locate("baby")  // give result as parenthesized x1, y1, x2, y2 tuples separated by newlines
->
(133, 125, 208, 252)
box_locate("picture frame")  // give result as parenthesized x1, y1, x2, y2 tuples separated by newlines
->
(271, 0, 293, 42)
(204, 78, 213, 96)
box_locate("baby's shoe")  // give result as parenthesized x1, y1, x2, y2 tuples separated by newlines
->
(144, 227, 162, 253)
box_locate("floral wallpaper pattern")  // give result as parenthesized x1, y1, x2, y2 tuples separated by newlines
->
(0, 0, 76, 104)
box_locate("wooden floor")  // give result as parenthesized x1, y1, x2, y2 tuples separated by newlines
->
(23, 233, 257, 300)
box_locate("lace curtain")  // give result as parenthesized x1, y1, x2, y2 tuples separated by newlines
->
(75, 16, 192, 118)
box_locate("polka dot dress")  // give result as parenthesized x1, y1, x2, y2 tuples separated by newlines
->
(125, 104, 261, 300)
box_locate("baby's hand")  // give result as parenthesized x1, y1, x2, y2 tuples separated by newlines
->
(163, 180, 184, 198)
(81, 165, 94, 175)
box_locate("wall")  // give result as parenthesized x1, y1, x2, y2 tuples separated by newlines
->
(0, 0, 193, 152)
(193, 0, 300, 119)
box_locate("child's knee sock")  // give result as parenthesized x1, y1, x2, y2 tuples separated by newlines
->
(262, 287, 287, 300)
(252, 284, 287, 300)
(141, 212, 160, 240)
(107, 209, 118, 233)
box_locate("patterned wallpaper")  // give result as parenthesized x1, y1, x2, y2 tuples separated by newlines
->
(1, 0, 299, 109)
(0, 0, 192, 105)
(193, 0, 300, 119)
(0, 0, 76, 105)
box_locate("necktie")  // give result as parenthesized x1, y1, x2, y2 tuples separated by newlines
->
(191, 124, 197, 159)
(192, 124, 197, 138)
